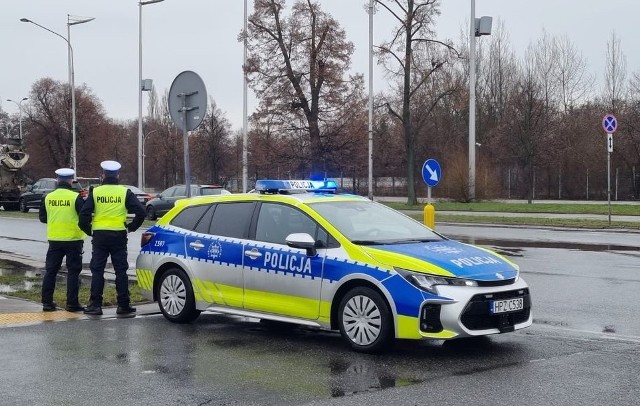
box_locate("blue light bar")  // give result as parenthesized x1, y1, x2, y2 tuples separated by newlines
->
(254, 179, 338, 194)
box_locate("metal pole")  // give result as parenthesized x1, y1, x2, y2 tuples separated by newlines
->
(67, 19, 77, 174)
(138, 2, 144, 189)
(368, 0, 374, 200)
(607, 149, 611, 224)
(468, 0, 476, 201)
(136, 0, 164, 188)
(242, 0, 248, 192)
(182, 102, 191, 198)
(66, 16, 94, 175)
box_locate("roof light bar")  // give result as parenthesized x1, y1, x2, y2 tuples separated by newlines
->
(254, 179, 338, 194)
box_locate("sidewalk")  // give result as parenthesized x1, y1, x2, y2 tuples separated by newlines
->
(0, 294, 160, 327)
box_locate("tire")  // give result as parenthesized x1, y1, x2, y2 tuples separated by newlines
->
(19, 199, 28, 213)
(338, 286, 394, 353)
(3, 203, 19, 211)
(157, 268, 201, 323)
(146, 206, 157, 220)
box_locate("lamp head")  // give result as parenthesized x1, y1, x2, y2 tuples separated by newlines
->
(20, 18, 31, 23)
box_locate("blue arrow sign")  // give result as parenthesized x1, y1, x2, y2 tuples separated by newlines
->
(422, 159, 441, 187)
(602, 114, 618, 133)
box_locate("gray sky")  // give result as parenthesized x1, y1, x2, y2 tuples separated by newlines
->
(1, 0, 639, 131)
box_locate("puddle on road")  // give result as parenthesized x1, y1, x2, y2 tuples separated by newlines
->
(454, 237, 640, 254)
(0, 259, 42, 293)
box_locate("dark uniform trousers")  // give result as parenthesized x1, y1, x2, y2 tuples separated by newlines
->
(42, 240, 84, 306)
(89, 230, 130, 307)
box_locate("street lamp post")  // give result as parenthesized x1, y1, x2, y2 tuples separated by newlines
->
(6, 97, 28, 140)
(142, 128, 160, 190)
(20, 16, 93, 174)
(138, 0, 165, 190)
(242, 0, 248, 193)
(68, 15, 95, 175)
(468, 1, 492, 200)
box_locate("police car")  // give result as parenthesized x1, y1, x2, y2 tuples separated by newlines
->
(135, 180, 532, 352)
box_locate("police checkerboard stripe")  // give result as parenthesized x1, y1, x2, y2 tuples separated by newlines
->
(144, 225, 392, 282)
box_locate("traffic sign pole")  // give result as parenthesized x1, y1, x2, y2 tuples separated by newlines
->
(602, 115, 617, 226)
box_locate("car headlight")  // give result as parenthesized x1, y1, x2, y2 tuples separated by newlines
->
(395, 267, 478, 294)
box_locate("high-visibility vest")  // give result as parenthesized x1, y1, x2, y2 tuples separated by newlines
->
(45, 188, 85, 241)
(92, 185, 128, 231)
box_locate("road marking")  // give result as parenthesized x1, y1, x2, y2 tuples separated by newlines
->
(0, 311, 82, 327)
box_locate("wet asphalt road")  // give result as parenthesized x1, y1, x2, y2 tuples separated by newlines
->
(1, 216, 640, 404)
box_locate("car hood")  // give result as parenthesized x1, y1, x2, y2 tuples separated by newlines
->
(359, 239, 518, 281)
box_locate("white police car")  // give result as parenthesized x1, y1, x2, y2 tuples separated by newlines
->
(136, 180, 531, 352)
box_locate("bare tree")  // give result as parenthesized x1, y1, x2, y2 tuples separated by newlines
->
(190, 99, 233, 185)
(374, 0, 458, 204)
(604, 31, 627, 114)
(245, 0, 362, 174)
(553, 35, 593, 113)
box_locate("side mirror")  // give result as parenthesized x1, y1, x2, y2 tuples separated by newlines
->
(286, 233, 317, 257)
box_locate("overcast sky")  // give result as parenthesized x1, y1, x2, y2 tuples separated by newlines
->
(1, 0, 639, 131)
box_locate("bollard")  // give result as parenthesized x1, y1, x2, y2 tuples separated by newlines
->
(423, 203, 435, 229)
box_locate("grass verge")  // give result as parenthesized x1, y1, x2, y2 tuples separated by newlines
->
(3, 280, 149, 308)
(404, 212, 640, 230)
(387, 201, 640, 216)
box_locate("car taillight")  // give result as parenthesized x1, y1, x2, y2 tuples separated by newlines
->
(141, 232, 155, 248)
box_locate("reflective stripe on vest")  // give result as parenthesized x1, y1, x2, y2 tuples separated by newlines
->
(45, 188, 85, 241)
(93, 185, 128, 231)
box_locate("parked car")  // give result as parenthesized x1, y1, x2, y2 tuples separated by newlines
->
(124, 185, 154, 205)
(19, 178, 83, 212)
(145, 184, 230, 220)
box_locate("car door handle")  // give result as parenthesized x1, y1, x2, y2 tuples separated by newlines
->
(189, 241, 205, 250)
(244, 249, 262, 259)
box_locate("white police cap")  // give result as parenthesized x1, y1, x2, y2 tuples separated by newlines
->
(54, 168, 75, 178)
(100, 160, 122, 173)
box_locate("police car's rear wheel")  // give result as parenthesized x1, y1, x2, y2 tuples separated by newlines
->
(338, 287, 393, 353)
(158, 268, 200, 323)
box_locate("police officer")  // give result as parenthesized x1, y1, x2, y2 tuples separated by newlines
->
(39, 168, 86, 312)
(79, 160, 146, 316)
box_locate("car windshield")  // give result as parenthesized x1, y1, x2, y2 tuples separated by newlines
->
(200, 187, 227, 196)
(309, 200, 444, 245)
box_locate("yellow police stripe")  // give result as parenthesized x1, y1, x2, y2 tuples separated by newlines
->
(136, 269, 154, 291)
(193, 279, 243, 308)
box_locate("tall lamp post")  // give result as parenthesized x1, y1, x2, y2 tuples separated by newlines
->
(242, 0, 248, 193)
(142, 128, 160, 190)
(6, 97, 28, 140)
(468, 1, 492, 200)
(138, 0, 165, 189)
(20, 16, 93, 174)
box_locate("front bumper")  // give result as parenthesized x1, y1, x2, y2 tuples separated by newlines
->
(419, 277, 532, 339)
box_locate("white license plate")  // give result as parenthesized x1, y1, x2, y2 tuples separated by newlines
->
(490, 298, 524, 314)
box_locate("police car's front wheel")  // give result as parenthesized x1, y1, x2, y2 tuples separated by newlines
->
(338, 287, 393, 353)
(157, 268, 201, 323)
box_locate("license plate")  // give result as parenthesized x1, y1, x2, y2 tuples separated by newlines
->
(490, 298, 524, 314)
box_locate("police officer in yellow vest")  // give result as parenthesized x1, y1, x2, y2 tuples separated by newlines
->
(39, 168, 86, 312)
(78, 160, 146, 316)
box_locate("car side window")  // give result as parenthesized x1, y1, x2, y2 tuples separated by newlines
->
(170, 205, 211, 230)
(194, 204, 215, 234)
(162, 186, 176, 198)
(32, 181, 41, 191)
(46, 180, 56, 189)
(209, 202, 255, 239)
(174, 186, 186, 197)
(255, 203, 326, 247)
